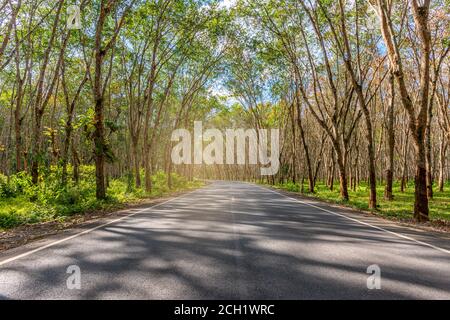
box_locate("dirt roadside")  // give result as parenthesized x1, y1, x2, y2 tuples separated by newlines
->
(266, 185, 450, 235)
(0, 187, 204, 253)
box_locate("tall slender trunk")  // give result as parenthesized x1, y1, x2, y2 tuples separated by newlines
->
(414, 137, 429, 222)
(425, 46, 449, 197)
(335, 146, 349, 201)
(438, 136, 447, 192)
(131, 136, 141, 188)
(61, 124, 72, 186)
(363, 112, 377, 209)
(400, 130, 409, 193)
(377, 0, 431, 222)
(385, 73, 395, 200)
(30, 1, 64, 184)
(335, 0, 376, 209)
(290, 106, 297, 185)
(143, 62, 158, 193)
(14, 101, 23, 172)
(295, 100, 314, 193)
(91, 0, 130, 199)
(94, 97, 106, 199)
(72, 144, 80, 184)
(328, 150, 335, 191)
(425, 99, 434, 199)
(338, 164, 349, 201)
(411, 1, 431, 222)
(143, 138, 153, 193)
(61, 74, 87, 185)
(31, 108, 44, 184)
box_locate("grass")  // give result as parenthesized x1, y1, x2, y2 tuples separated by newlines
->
(270, 180, 450, 222)
(0, 167, 204, 231)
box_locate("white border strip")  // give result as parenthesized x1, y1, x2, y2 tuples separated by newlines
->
(259, 185, 450, 255)
(0, 189, 201, 267)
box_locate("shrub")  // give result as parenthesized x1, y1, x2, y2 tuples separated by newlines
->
(0, 166, 202, 230)
(0, 173, 34, 198)
(152, 171, 169, 195)
(283, 182, 300, 193)
(170, 173, 188, 190)
(0, 210, 22, 229)
(0, 175, 16, 198)
(54, 187, 81, 205)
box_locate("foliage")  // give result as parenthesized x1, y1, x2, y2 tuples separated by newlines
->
(0, 166, 203, 230)
(273, 181, 450, 222)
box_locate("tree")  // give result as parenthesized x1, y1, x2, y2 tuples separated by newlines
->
(373, 0, 432, 222)
(90, 0, 134, 199)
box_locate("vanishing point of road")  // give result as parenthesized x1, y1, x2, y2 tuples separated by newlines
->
(0, 182, 449, 299)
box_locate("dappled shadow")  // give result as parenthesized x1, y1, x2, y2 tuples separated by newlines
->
(0, 182, 449, 300)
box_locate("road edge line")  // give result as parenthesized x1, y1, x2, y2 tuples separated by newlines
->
(257, 184, 450, 255)
(0, 188, 202, 267)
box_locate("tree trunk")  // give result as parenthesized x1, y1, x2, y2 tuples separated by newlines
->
(385, 73, 395, 200)
(364, 114, 377, 209)
(338, 166, 349, 201)
(335, 148, 349, 201)
(425, 102, 434, 199)
(438, 137, 447, 192)
(94, 97, 106, 199)
(61, 123, 72, 186)
(131, 136, 141, 188)
(297, 109, 314, 193)
(72, 144, 80, 184)
(14, 107, 22, 173)
(91, 0, 130, 199)
(377, 0, 431, 222)
(329, 150, 335, 191)
(31, 108, 44, 184)
(414, 138, 429, 222)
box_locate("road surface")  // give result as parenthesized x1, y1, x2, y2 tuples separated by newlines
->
(0, 182, 449, 299)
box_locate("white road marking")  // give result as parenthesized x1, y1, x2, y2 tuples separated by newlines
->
(0, 189, 202, 267)
(259, 185, 450, 255)
(2, 182, 447, 269)
(228, 185, 249, 299)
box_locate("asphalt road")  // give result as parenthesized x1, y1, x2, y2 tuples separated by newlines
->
(0, 181, 449, 299)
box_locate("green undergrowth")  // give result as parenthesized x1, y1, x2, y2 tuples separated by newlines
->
(269, 181, 450, 222)
(0, 166, 203, 230)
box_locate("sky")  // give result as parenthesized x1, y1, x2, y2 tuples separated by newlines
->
(219, 0, 237, 9)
